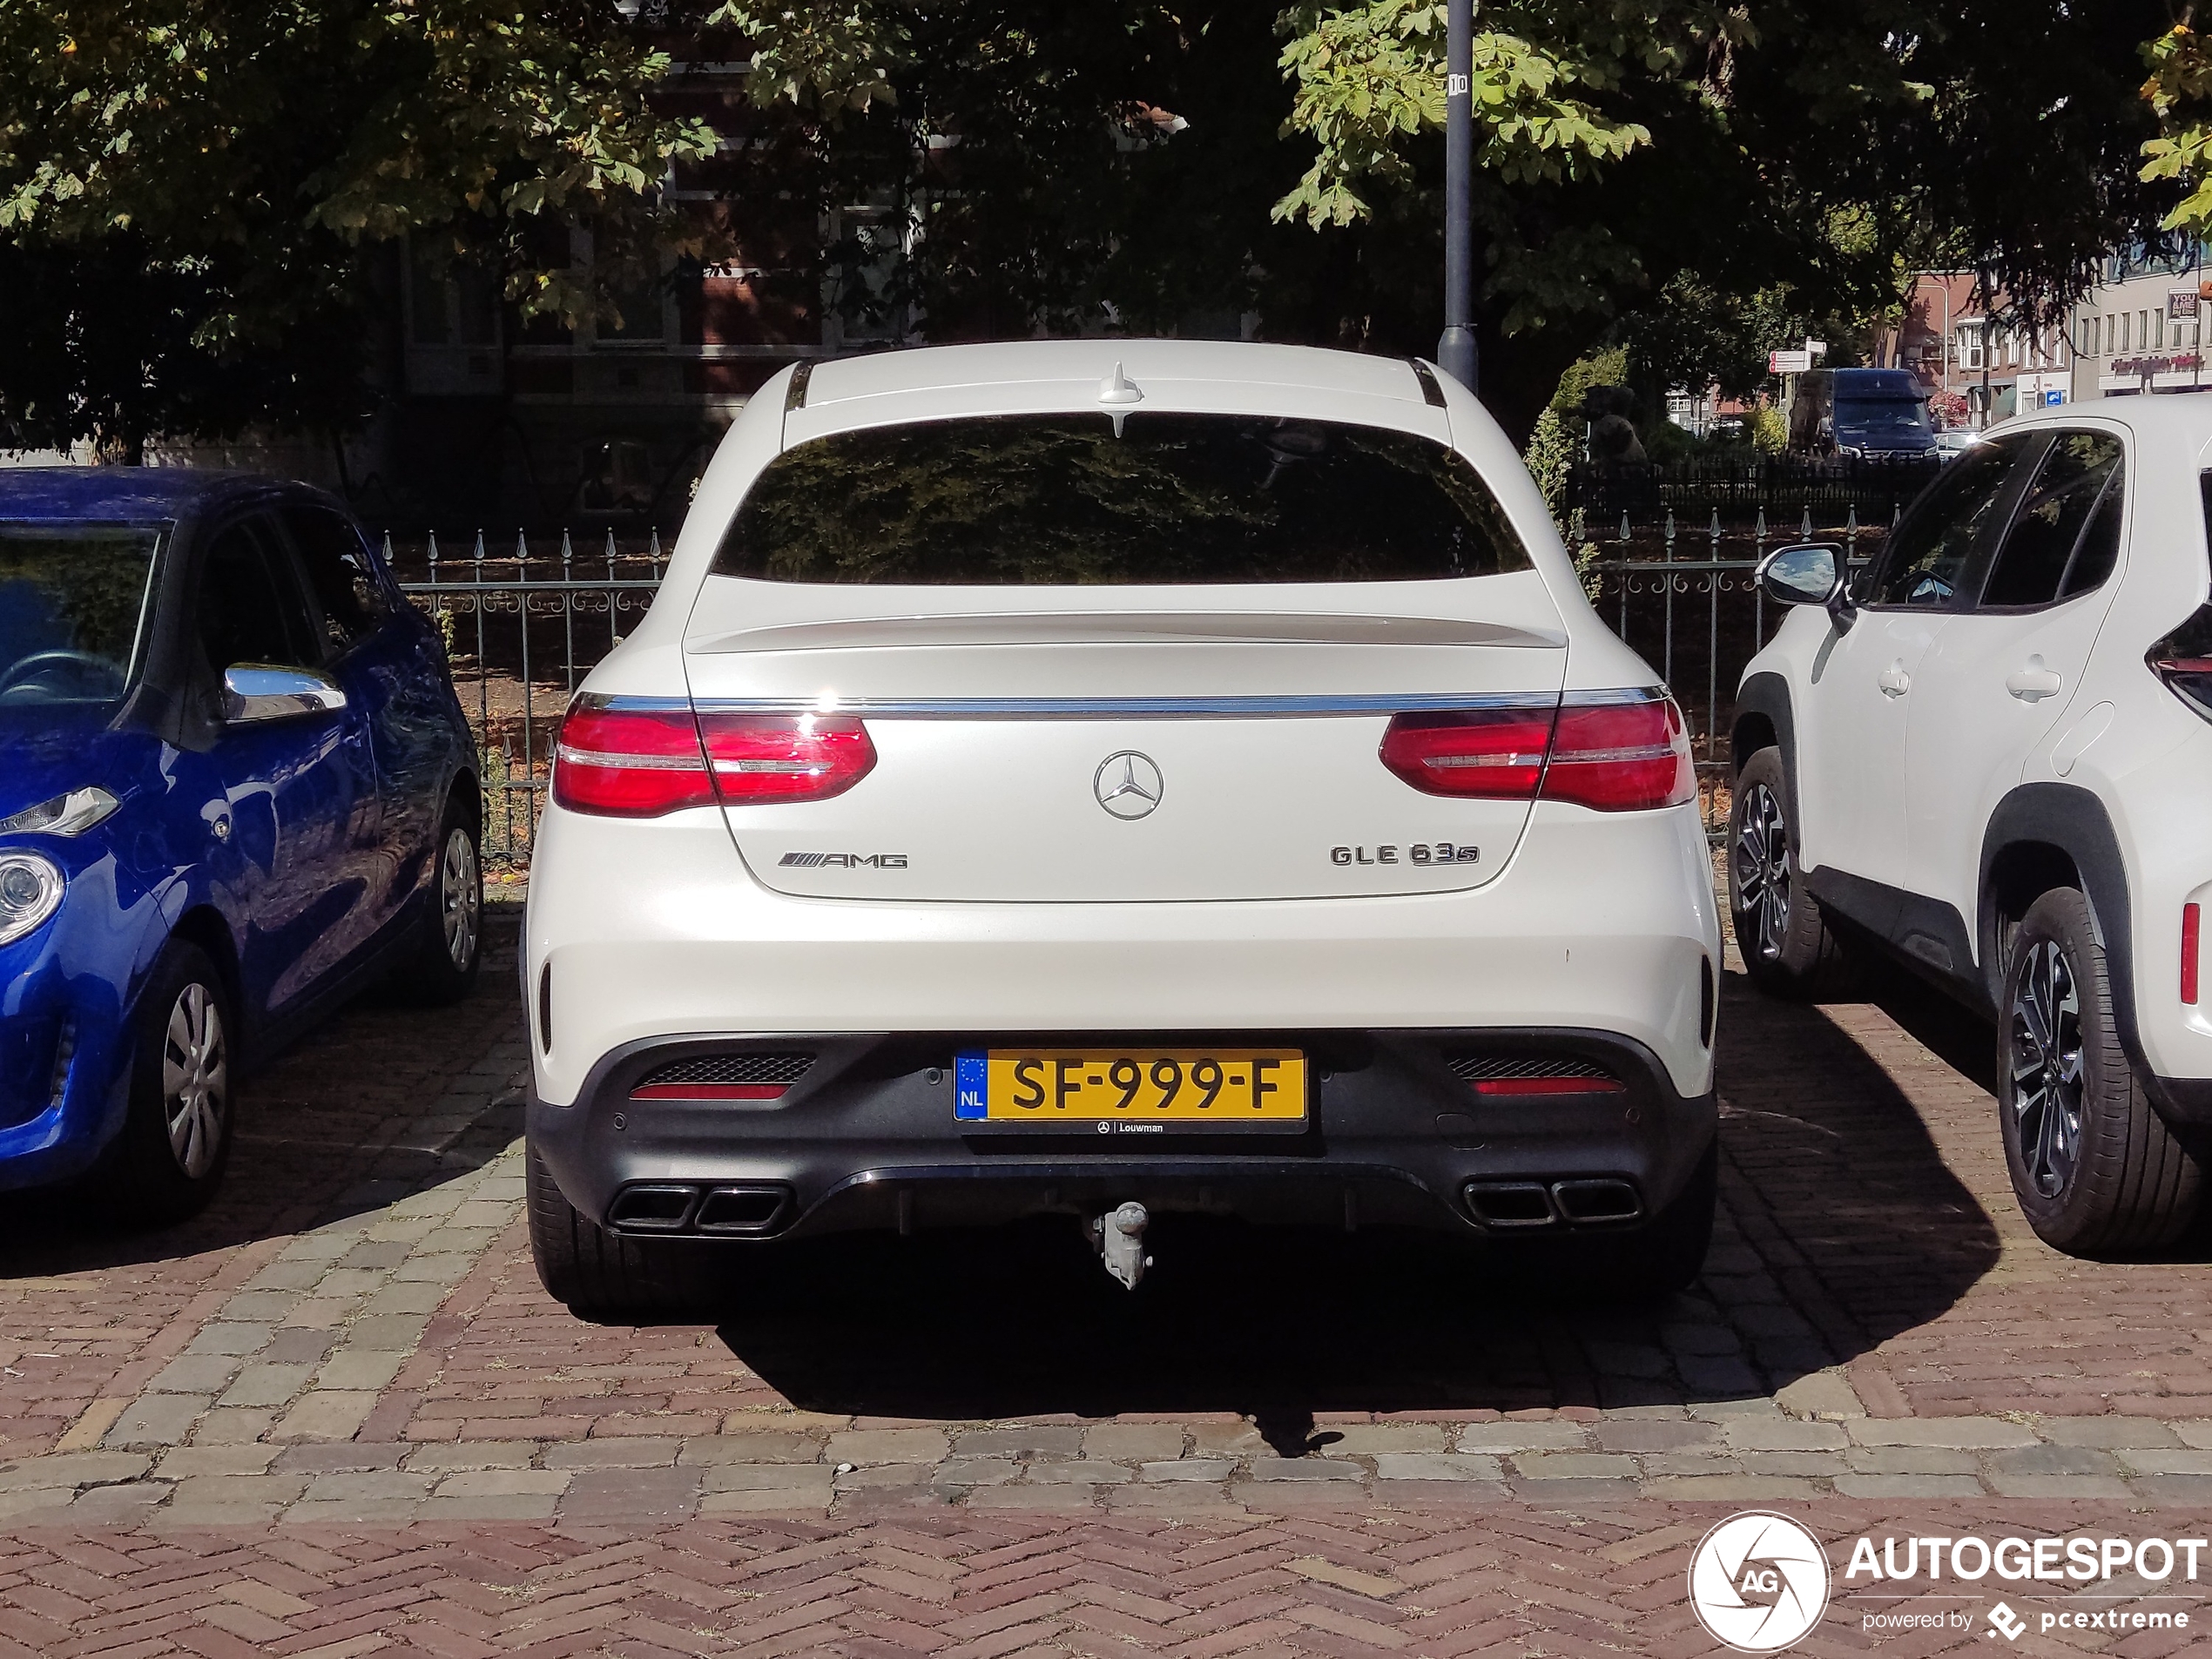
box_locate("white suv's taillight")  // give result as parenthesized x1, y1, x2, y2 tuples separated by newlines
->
(554, 698, 878, 817)
(698, 711, 876, 804)
(553, 700, 713, 817)
(1541, 695, 1695, 812)
(1379, 691, 1694, 813)
(1378, 703, 1554, 799)
(2149, 604, 2212, 724)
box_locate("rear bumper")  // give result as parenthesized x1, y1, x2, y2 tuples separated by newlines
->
(527, 1025, 1717, 1240)
(523, 797, 1723, 1107)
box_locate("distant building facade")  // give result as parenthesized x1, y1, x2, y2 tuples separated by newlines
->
(2067, 243, 2212, 404)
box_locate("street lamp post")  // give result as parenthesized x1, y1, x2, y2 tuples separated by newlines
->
(1436, 0, 1478, 393)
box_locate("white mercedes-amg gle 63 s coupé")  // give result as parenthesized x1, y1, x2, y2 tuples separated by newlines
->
(522, 340, 1723, 1316)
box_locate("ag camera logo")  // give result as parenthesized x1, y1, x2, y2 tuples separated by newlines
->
(1688, 1512, 1831, 1652)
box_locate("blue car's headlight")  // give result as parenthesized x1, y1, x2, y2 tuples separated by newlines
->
(0, 853, 64, 946)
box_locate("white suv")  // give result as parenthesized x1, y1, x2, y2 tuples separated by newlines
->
(1731, 399, 2212, 1256)
(523, 340, 1722, 1315)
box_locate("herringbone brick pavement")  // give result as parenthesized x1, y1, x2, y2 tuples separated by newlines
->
(0, 1501, 2197, 1658)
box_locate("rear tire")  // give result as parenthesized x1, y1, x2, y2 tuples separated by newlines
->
(109, 941, 237, 1226)
(1728, 747, 1856, 998)
(399, 794, 482, 1007)
(1998, 887, 2202, 1257)
(527, 1141, 715, 1320)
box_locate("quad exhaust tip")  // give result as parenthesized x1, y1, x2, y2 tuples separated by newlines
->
(607, 1182, 795, 1236)
(1463, 1178, 1642, 1231)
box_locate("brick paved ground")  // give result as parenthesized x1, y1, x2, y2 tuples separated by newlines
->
(4, 906, 2212, 1654)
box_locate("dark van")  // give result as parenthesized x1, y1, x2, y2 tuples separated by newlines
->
(1788, 368, 1936, 459)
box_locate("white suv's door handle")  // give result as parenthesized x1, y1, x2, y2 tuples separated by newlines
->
(2006, 657, 2064, 701)
(1878, 660, 1912, 698)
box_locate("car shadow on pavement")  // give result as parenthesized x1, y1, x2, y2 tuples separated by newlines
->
(713, 969, 2005, 1421)
(0, 911, 525, 1278)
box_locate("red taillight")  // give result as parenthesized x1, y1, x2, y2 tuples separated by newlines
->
(553, 702, 714, 817)
(2148, 603, 2212, 724)
(1379, 705, 1554, 799)
(2185, 902, 2202, 1006)
(553, 701, 877, 816)
(1541, 697, 1695, 813)
(1379, 693, 1693, 812)
(698, 711, 875, 803)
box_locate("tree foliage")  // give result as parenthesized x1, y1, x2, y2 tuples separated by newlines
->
(2143, 10, 2212, 237)
(1272, 1, 1649, 229)
(0, 0, 717, 453)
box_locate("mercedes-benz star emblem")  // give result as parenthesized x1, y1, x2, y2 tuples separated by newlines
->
(1094, 752, 1163, 819)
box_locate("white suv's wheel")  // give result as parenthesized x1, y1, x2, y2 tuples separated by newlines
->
(1727, 747, 1854, 997)
(1999, 887, 2202, 1256)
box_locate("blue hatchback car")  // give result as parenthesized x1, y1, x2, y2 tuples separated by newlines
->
(0, 470, 482, 1221)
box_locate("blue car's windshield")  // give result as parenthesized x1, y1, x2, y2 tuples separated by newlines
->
(0, 523, 160, 711)
(1836, 398, 1933, 438)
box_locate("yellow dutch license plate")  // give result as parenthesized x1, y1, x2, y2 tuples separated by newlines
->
(954, 1048, 1307, 1133)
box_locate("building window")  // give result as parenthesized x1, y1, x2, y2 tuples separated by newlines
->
(407, 246, 500, 350)
(2120, 313, 2131, 353)
(1959, 327, 1984, 371)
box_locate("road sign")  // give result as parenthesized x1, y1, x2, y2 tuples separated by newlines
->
(1768, 349, 1813, 374)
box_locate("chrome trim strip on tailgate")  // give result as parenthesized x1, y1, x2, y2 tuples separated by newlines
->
(653, 689, 1660, 719)
(692, 694, 1545, 719)
(588, 690, 1663, 721)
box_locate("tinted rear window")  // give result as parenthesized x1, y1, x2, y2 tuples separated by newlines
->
(711, 414, 1531, 584)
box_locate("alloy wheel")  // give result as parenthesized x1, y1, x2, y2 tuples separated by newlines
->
(442, 827, 481, 972)
(2009, 939, 2085, 1199)
(1732, 781, 1792, 961)
(160, 982, 228, 1180)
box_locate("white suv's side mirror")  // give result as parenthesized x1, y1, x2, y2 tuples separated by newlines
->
(1759, 543, 1844, 610)
(223, 664, 347, 725)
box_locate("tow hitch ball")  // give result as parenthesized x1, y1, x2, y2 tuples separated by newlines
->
(1093, 1201, 1151, 1290)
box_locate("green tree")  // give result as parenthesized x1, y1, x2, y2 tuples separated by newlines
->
(0, 0, 716, 456)
(1266, 0, 2175, 428)
(2143, 10, 2212, 237)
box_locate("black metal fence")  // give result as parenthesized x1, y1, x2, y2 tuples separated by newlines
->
(1564, 455, 1939, 529)
(1575, 503, 1888, 840)
(388, 530, 667, 876)
(393, 499, 1903, 873)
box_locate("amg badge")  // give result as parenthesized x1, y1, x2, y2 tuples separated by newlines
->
(779, 852, 909, 868)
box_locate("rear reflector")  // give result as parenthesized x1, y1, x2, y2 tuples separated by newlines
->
(1449, 1055, 1624, 1096)
(1379, 692, 1693, 812)
(631, 1052, 814, 1101)
(2187, 903, 2202, 1006)
(553, 698, 875, 816)
(1472, 1076, 1628, 1096)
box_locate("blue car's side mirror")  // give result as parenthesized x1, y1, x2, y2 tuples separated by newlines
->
(223, 664, 347, 725)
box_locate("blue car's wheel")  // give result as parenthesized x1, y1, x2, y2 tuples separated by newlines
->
(401, 795, 482, 1006)
(111, 941, 236, 1224)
